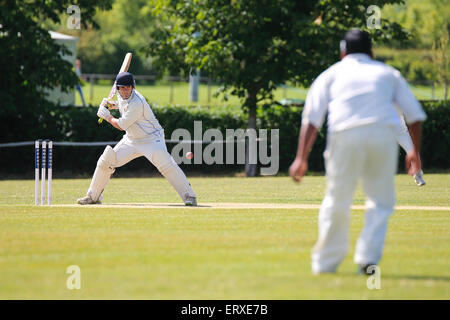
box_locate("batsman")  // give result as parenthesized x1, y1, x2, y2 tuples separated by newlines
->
(77, 72, 197, 206)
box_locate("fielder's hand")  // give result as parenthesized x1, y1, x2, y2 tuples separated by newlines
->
(406, 149, 421, 176)
(289, 158, 308, 183)
(97, 98, 112, 120)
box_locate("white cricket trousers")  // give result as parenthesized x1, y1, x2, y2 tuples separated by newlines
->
(113, 136, 196, 201)
(311, 124, 398, 273)
(396, 116, 413, 153)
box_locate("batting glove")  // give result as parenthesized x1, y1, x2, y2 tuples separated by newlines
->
(99, 98, 108, 108)
(106, 100, 118, 110)
(97, 100, 111, 120)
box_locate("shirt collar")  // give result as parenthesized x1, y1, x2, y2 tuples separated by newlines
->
(342, 53, 372, 61)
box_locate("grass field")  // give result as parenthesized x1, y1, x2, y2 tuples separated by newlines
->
(75, 82, 445, 107)
(0, 174, 449, 299)
(76, 82, 307, 107)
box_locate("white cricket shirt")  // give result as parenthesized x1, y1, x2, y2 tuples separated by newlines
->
(117, 90, 163, 142)
(302, 53, 427, 132)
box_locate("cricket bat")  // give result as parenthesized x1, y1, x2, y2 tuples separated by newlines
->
(98, 52, 132, 124)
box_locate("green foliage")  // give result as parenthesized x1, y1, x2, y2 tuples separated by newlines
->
(419, 100, 450, 168)
(433, 22, 449, 99)
(379, 1, 449, 95)
(257, 104, 324, 171)
(0, 0, 113, 116)
(1, 101, 448, 175)
(152, 104, 245, 134)
(374, 48, 436, 82)
(58, 0, 157, 75)
(382, 0, 450, 48)
(146, 0, 407, 116)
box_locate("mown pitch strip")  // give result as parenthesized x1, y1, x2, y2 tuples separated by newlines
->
(52, 202, 450, 210)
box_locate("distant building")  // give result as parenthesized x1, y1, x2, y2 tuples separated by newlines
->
(46, 31, 79, 106)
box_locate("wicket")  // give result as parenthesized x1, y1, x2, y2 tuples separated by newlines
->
(35, 140, 53, 205)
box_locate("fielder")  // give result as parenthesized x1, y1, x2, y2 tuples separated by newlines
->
(396, 113, 426, 186)
(289, 29, 426, 275)
(77, 72, 197, 206)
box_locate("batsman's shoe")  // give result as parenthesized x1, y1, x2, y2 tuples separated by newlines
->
(414, 170, 426, 186)
(358, 263, 378, 276)
(77, 195, 102, 205)
(184, 196, 197, 207)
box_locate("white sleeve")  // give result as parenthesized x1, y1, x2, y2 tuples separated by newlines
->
(117, 101, 142, 130)
(301, 72, 330, 129)
(393, 70, 427, 124)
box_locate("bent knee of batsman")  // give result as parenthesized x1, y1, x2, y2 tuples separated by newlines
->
(97, 145, 117, 173)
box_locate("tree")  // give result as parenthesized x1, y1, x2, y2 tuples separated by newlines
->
(434, 23, 449, 100)
(382, 0, 450, 48)
(146, 0, 408, 176)
(0, 0, 112, 140)
(381, 0, 449, 97)
(71, 0, 159, 74)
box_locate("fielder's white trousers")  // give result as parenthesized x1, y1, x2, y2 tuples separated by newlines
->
(396, 116, 413, 153)
(311, 124, 398, 273)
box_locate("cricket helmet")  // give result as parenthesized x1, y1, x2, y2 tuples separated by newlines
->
(116, 72, 135, 87)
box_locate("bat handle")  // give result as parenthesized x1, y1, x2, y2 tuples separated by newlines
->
(98, 102, 113, 124)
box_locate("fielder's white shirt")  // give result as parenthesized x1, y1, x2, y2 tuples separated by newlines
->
(117, 90, 163, 143)
(302, 53, 427, 132)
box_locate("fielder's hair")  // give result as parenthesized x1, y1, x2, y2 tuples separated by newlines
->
(341, 29, 372, 56)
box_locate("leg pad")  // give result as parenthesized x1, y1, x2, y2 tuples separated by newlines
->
(87, 146, 117, 201)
